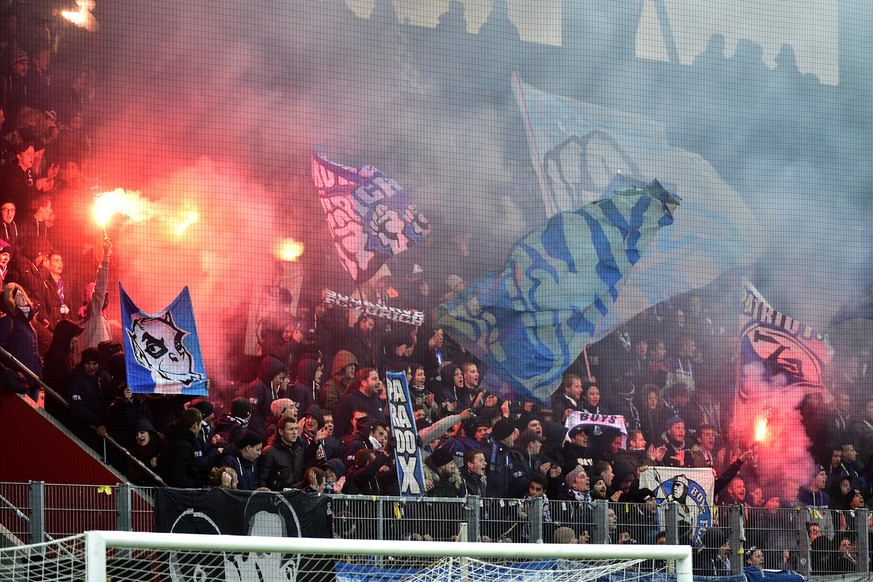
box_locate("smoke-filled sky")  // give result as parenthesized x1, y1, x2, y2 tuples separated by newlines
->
(81, 0, 873, 397)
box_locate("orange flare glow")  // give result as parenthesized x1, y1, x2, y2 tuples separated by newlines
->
(61, 0, 99, 32)
(174, 210, 200, 236)
(92, 188, 153, 227)
(276, 238, 304, 262)
(754, 416, 768, 442)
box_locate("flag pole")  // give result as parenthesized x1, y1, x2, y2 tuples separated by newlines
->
(582, 347, 593, 382)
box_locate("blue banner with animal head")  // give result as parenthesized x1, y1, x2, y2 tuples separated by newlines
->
(120, 284, 208, 395)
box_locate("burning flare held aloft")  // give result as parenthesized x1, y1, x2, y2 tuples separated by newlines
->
(60, 0, 99, 32)
(276, 238, 304, 262)
(754, 407, 772, 443)
(93, 189, 153, 230)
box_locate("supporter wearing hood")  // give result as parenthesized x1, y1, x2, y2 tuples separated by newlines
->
(317, 349, 358, 414)
(42, 318, 83, 407)
(127, 417, 166, 486)
(246, 355, 288, 436)
(288, 354, 322, 412)
(0, 282, 42, 399)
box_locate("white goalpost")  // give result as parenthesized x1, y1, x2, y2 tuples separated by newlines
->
(86, 531, 692, 582)
(0, 530, 693, 581)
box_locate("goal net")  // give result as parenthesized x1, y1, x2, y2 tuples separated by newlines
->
(0, 530, 692, 582)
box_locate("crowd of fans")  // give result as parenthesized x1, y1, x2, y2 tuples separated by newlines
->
(0, 0, 870, 575)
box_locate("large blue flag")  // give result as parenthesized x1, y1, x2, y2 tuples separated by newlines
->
(311, 151, 430, 284)
(120, 284, 208, 395)
(436, 180, 678, 403)
(513, 73, 758, 343)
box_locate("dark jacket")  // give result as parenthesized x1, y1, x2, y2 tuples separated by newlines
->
(246, 356, 288, 436)
(160, 421, 201, 488)
(220, 445, 259, 491)
(258, 435, 305, 490)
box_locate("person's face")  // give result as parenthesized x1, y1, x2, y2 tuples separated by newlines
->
(592, 480, 607, 496)
(567, 378, 582, 400)
(271, 371, 287, 390)
(630, 432, 646, 450)
(33, 50, 49, 70)
(764, 496, 780, 510)
(241, 443, 262, 462)
(281, 324, 295, 341)
(46, 253, 63, 276)
(83, 360, 99, 376)
(323, 415, 334, 434)
(359, 317, 374, 332)
(304, 415, 318, 432)
(574, 472, 590, 492)
(453, 367, 463, 387)
(840, 479, 852, 496)
(474, 425, 489, 442)
(668, 421, 686, 442)
(634, 340, 648, 358)
(280, 422, 299, 444)
(135, 430, 150, 446)
(579, 530, 590, 544)
(351, 412, 369, 430)
(1, 203, 14, 224)
(372, 426, 389, 448)
(610, 436, 622, 454)
(729, 479, 746, 500)
(844, 446, 857, 462)
(527, 420, 542, 435)
(528, 481, 545, 497)
(814, 471, 827, 489)
(12, 59, 27, 77)
(413, 368, 426, 387)
(584, 386, 600, 407)
(468, 453, 486, 476)
(809, 524, 821, 541)
(699, 429, 716, 450)
(0, 250, 9, 269)
(16, 146, 34, 169)
(343, 364, 356, 381)
(750, 487, 763, 506)
(852, 493, 864, 509)
(646, 391, 659, 410)
(463, 365, 479, 388)
(748, 550, 764, 568)
(529, 439, 542, 456)
(653, 342, 667, 361)
(572, 431, 588, 448)
(831, 449, 842, 467)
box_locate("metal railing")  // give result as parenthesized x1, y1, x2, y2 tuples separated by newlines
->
(2, 481, 871, 577)
(1, 346, 166, 487)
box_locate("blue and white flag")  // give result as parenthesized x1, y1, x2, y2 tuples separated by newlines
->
(385, 370, 426, 497)
(436, 180, 678, 403)
(513, 73, 759, 343)
(120, 284, 208, 395)
(311, 151, 430, 285)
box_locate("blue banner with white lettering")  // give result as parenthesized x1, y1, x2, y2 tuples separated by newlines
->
(385, 370, 426, 497)
(120, 284, 208, 396)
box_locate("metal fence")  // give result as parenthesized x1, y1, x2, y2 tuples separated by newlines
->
(2, 481, 871, 577)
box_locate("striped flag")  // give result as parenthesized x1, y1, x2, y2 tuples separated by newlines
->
(311, 151, 430, 284)
(120, 285, 208, 395)
(513, 73, 759, 343)
(436, 180, 678, 403)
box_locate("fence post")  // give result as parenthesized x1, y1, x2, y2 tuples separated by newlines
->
(856, 507, 869, 573)
(727, 505, 743, 575)
(664, 502, 679, 545)
(796, 507, 810, 577)
(28, 480, 45, 547)
(593, 500, 609, 544)
(116, 483, 132, 532)
(529, 496, 543, 543)
(465, 496, 481, 542)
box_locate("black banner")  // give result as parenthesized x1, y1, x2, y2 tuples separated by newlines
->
(155, 488, 332, 538)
